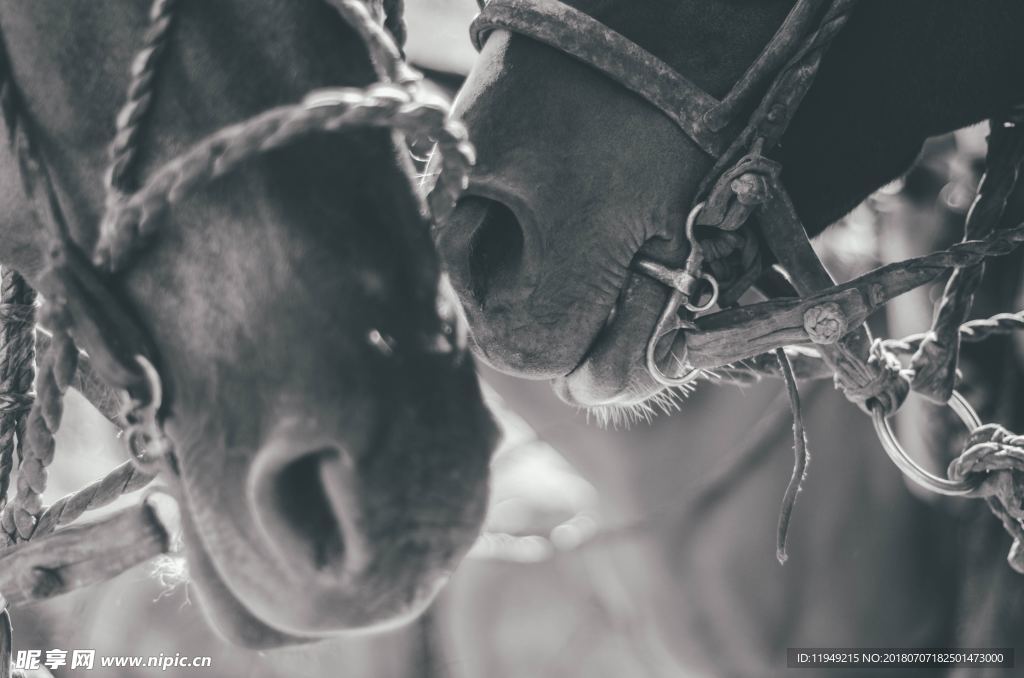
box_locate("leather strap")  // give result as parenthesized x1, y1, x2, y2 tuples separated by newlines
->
(471, 0, 728, 157)
(472, 0, 831, 160)
(41, 241, 153, 394)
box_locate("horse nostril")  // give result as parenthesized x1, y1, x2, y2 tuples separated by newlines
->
(466, 198, 525, 305)
(268, 450, 346, 570)
(250, 441, 371, 578)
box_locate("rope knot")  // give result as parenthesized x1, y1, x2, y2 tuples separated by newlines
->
(948, 424, 1024, 497)
(803, 302, 847, 344)
(947, 423, 1024, 573)
(838, 339, 909, 416)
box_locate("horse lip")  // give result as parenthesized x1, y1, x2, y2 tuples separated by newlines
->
(563, 280, 629, 378)
(553, 279, 650, 406)
(563, 232, 691, 367)
(555, 246, 692, 408)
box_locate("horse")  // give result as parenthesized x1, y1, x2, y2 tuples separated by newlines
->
(0, 0, 497, 649)
(427, 0, 1024, 675)
(433, 0, 1023, 407)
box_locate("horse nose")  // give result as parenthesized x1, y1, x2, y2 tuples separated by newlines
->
(247, 421, 372, 579)
(436, 196, 531, 309)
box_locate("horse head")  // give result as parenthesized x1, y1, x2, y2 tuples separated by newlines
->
(432, 0, 1024, 410)
(0, 1, 497, 646)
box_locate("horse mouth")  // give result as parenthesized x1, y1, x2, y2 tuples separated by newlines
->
(438, 189, 691, 408)
(553, 261, 683, 409)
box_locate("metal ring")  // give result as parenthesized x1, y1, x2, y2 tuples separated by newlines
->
(133, 354, 164, 413)
(637, 201, 714, 388)
(684, 201, 704, 238)
(682, 273, 719, 313)
(644, 291, 702, 388)
(646, 341, 702, 387)
(870, 390, 983, 497)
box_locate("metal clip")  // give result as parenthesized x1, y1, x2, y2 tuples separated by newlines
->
(634, 203, 720, 387)
(123, 355, 173, 472)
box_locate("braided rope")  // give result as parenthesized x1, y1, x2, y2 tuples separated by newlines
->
(32, 462, 155, 540)
(0, 304, 77, 544)
(0, 1, 171, 552)
(0, 270, 34, 511)
(947, 424, 1024, 573)
(95, 84, 473, 269)
(106, 0, 178, 197)
(885, 311, 1024, 356)
(909, 117, 1024, 401)
(324, 0, 418, 86)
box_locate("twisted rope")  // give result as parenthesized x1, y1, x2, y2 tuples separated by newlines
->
(0, 0, 168, 545)
(95, 83, 473, 269)
(0, 270, 34, 512)
(0, 303, 77, 544)
(948, 424, 1024, 573)
(885, 311, 1024, 357)
(324, 0, 417, 86)
(106, 0, 179, 197)
(32, 462, 155, 540)
(909, 115, 1024, 401)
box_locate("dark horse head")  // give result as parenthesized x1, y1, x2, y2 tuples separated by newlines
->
(0, 1, 497, 646)
(433, 0, 1024, 410)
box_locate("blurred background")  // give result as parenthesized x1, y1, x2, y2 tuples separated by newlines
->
(12, 1, 1020, 676)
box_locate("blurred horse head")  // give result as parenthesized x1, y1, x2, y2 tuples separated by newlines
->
(0, 0, 497, 646)
(432, 0, 1024, 410)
